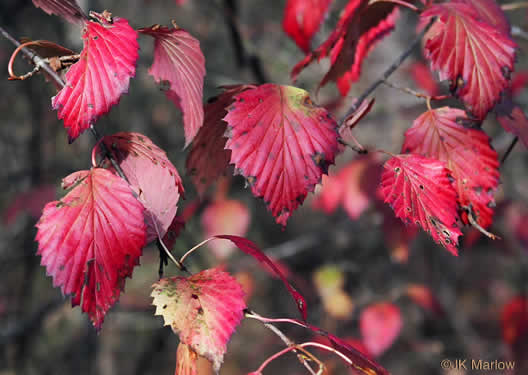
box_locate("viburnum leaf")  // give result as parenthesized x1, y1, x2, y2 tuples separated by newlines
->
(186, 85, 256, 195)
(313, 155, 380, 220)
(360, 302, 402, 357)
(282, 0, 333, 53)
(223, 84, 339, 226)
(98, 132, 184, 243)
(139, 24, 206, 147)
(420, 1, 516, 119)
(32, 0, 87, 25)
(52, 11, 139, 142)
(379, 154, 462, 255)
(215, 235, 307, 320)
(151, 268, 246, 372)
(402, 107, 499, 229)
(291, 0, 398, 96)
(202, 199, 250, 260)
(35, 168, 146, 330)
(457, 0, 511, 36)
(496, 99, 528, 148)
(176, 343, 198, 375)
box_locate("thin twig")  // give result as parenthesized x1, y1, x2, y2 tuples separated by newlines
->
(501, 136, 518, 166)
(339, 18, 436, 128)
(0, 25, 66, 88)
(502, 2, 528, 11)
(465, 207, 500, 240)
(383, 80, 450, 101)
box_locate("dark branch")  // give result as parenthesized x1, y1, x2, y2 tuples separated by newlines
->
(339, 18, 436, 127)
(500, 136, 518, 166)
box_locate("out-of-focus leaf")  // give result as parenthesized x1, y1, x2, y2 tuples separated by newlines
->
(32, 0, 87, 25)
(360, 302, 402, 357)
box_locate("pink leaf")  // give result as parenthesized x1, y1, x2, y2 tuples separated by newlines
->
(52, 12, 139, 142)
(402, 107, 499, 229)
(215, 235, 307, 321)
(282, 0, 333, 53)
(151, 268, 246, 372)
(35, 168, 146, 330)
(379, 154, 462, 255)
(223, 84, 339, 226)
(291, 0, 398, 96)
(3, 185, 56, 225)
(186, 85, 256, 195)
(360, 302, 402, 357)
(202, 199, 251, 260)
(139, 25, 206, 147)
(420, 1, 516, 119)
(99, 132, 184, 243)
(32, 0, 87, 25)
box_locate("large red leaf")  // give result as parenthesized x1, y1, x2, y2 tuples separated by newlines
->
(186, 85, 255, 195)
(32, 0, 87, 25)
(99, 132, 184, 243)
(139, 25, 206, 147)
(215, 235, 307, 320)
(379, 154, 462, 255)
(360, 302, 402, 357)
(35, 168, 146, 329)
(223, 84, 339, 225)
(282, 0, 333, 53)
(291, 0, 398, 96)
(52, 12, 139, 142)
(420, 1, 516, 119)
(402, 107, 499, 229)
(151, 268, 246, 372)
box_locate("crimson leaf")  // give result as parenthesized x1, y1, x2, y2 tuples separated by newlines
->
(32, 0, 87, 25)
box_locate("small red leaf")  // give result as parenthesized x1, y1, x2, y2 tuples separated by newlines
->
(202, 199, 250, 260)
(406, 284, 444, 316)
(313, 155, 380, 220)
(139, 25, 206, 147)
(403, 107, 499, 228)
(175, 343, 198, 375)
(501, 296, 528, 347)
(408, 61, 439, 96)
(379, 154, 462, 255)
(52, 12, 139, 141)
(32, 0, 87, 25)
(215, 235, 307, 321)
(186, 85, 256, 195)
(282, 0, 333, 53)
(360, 302, 402, 357)
(151, 268, 246, 372)
(496, 99, 528, 148)
(291, 0, 398, 96)
(35, 168, 146, 329)
(99, 132, 184, 243)
(420, 1, 516, 119)
(223, 84, 339, 226)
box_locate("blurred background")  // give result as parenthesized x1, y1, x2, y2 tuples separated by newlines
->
(0, 0, 527, 374)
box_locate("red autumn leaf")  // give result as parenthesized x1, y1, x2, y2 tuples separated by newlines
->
(175, 343, 198, 375)
(35, 168, 146, 330)
(202, 199, 250, 260)
(379, 154, 462, 255)
(223, 84, 339, 226)
(291, 0, 398, 96)
(501, 296, 528, 347)
(457, 0, 511, 36)
(215, 235, 307, 320)
(282, 0, 333, 53)
(360, 302, 402, 357)
(151, 268, 246, 372)
(32, 0, 87, 25)
(420, 1, 516, 119)
(402, 107, 499, 229)
(313, 155, 380, 220)
(496, 99, 528, 148)
(405, 284, 444, 316)
(186, 85, 255, 195)
(139, 25, 206, 147)
(162, 215, 186, 251)
(408, 61, 439, 96)
(52, 12, 139, 142)
(3, 185, 56, 225)
(99, 132, 184, 243)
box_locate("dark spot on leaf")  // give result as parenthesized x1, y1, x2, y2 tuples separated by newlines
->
(191, 294, 198, 299)
(419, 184, 424, 190)
(245, 176, 257, 187)
(162, 304, 167, 309)
(197, 307, 204, 315)
(394, 167, 401, 174)
(93, 36, 99, 40)
(258, 98, 263, 103)
(311, 152, 329, 174)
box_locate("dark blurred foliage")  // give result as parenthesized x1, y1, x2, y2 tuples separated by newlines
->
(1, 1, 528, 375)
